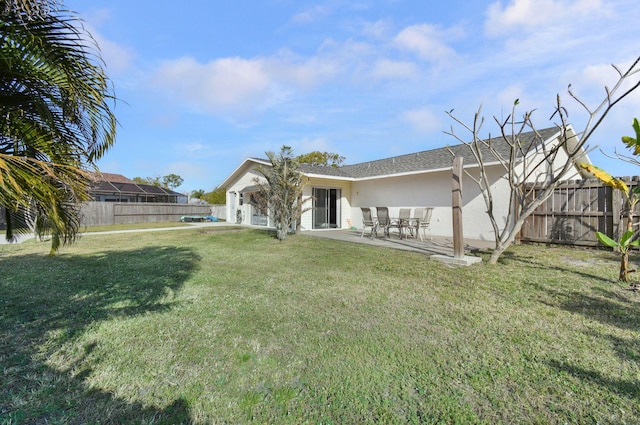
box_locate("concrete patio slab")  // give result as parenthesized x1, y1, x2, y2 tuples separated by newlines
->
(430, 254, 483, 266)
(301, 229, 493, 259)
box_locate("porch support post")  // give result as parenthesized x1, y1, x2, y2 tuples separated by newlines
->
(452, 156, 464, 259)
(431, 155, 481, 266)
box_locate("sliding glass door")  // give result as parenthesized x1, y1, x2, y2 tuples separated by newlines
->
(313, 188, 341, 229)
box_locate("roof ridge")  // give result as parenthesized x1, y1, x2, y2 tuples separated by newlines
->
(310, 126, 562, 179)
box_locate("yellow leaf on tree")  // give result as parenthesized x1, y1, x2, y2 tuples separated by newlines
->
(578, 163, 629, 192)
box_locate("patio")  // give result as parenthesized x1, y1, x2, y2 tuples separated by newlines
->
(302, 228, 495, 257)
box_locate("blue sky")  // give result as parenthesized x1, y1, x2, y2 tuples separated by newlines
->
(66, 0, 640, 193)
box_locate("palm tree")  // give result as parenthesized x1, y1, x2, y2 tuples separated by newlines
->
(0, 0, 117, 253)
(252, 146, 309, 241)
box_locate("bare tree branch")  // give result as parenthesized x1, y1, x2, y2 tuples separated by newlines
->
(445, 57, 640, 264)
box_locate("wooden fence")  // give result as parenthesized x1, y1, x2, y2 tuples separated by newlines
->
(0, 203, 227, 230)
(520, 178, 639, 246)
(79, 202, 226, 227)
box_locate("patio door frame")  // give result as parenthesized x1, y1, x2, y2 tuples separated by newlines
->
(312, 187, 341, 229)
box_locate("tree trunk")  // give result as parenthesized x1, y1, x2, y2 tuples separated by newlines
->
(295, 196, 302, 234)
(619, 199, 634, 281)
(488, 244, 507, 265)
(619, 251, 629, 282)
(488, 215, 527, 264)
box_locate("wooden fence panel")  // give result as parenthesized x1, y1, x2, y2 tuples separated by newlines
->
(520, 178, 639, 246)
(80, 202, 218, 226)
(1, 203, 227, 229)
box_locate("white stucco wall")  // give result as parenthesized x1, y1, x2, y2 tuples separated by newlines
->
(349, 166, 506, 241)
(225, 167, 354, 230)
(225, 165, 268, 225)
(515, 141, 584, 183)
(300, 177, 352, 231)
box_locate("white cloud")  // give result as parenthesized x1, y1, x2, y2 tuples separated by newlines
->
(401, 107, 442, 133)
(73, 8, 134, 75)
(291, 5, 331, 24)
(181, 142, 208, 155)
(485, 0, 608, 37)
(361, 19, 393, 40)
(153, 56, 272, 113)
(569, 60, 640, 145)
(90, 28, 135, 74)
(496, 84, 525, 109)
(266, 50, 339, 89)
(151, 51, 345, 118)
(70, 17, 134, 75)
(296, 136, 332, 153)
(394, 24, 458, 63)
(145, 50, 354, 126)
(371, 59, 417, 80)
(580, 61, 640, 94)
(164, 161, 211, 191)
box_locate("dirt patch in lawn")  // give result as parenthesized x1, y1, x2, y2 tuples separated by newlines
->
(561, 256, 618, 268)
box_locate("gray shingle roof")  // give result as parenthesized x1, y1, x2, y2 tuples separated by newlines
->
(299, 163, 353, 177)
(301, 127, 560, 179)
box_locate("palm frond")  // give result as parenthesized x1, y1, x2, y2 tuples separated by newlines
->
(0, 2, 116, 252)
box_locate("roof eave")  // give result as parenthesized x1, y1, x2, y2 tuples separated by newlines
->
(349, 160, 503, 181)
(218, 158, 271, 189)
(302, 172, 355, 181)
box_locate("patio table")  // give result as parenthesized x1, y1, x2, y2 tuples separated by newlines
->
(398, 217, 417, 239)
(388, 217, 411, 239)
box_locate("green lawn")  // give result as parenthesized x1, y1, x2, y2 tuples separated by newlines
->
(1, 228, 638, 424)
(82, 221, 191, 233)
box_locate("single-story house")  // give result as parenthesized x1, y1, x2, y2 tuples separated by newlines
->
(90, 172, 188, 204)
(218, 126, 590, 241)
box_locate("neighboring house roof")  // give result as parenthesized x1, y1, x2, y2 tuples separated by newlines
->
(219, 126, 588, 188)
(91, 172, 135, 184)
(90, 172, 185, 198)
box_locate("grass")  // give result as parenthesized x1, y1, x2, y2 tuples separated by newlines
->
(82, 221, 191, 233)
(1, 228, 639, 424)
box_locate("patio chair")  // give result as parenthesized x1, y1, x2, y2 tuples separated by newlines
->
(413, 207, 433, 241)
(375, 207, 392, 239)
(391, 208, 412, 239)
(360, 207, 377, 238)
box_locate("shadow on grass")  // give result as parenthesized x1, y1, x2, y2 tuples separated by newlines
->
(547, 359, 640, 400)
(575, 286, 640, 329)
(496, 249, 613, 284)
(0, 245, 200, 424)
(534, 283, 640, 334)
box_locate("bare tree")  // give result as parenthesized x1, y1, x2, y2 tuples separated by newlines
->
(603, 117, 640, 167)
(446, 57, 640, 265)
